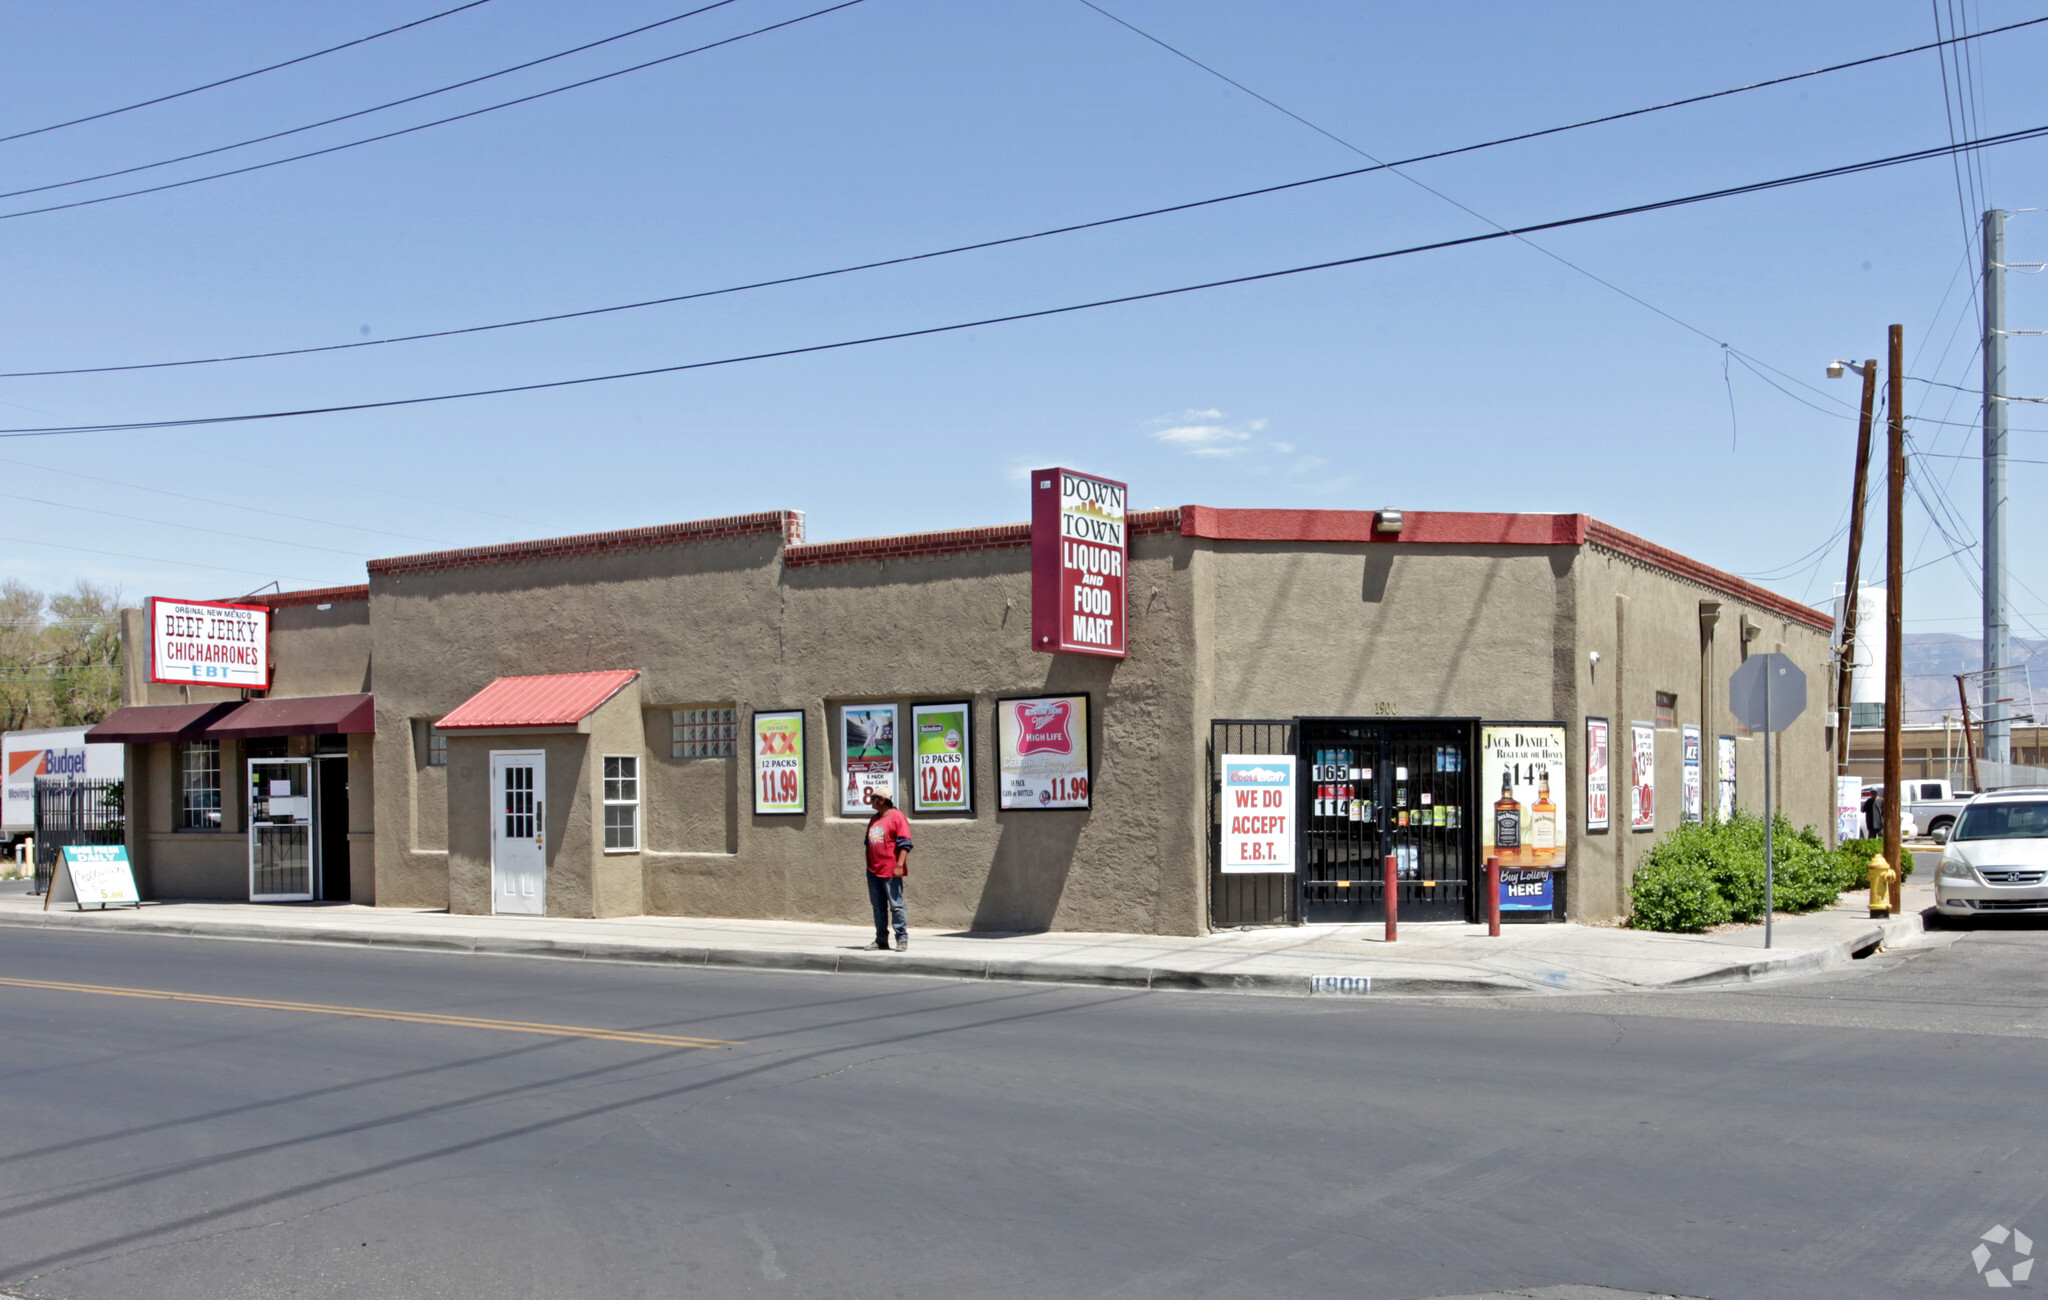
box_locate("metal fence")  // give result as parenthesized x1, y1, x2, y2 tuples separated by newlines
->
(32, 777, 125, 895)
(1209, 720, 1298, 928)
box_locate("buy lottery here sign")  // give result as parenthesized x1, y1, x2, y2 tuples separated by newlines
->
(1220, 755, 1296, 874)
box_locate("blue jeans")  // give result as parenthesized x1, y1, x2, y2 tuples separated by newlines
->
(866, 872, 906, 943)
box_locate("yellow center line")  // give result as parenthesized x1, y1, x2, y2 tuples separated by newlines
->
(0, 976, 738, 1049)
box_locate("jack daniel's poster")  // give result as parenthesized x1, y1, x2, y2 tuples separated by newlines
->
(1481, 724, 1568, 871)
(997, 694, 1091, 810)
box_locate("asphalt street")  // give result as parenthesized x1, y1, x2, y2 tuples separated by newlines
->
(0, 917, 2041, 1300)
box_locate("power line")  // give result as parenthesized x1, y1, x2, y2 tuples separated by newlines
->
(0, 491, 370, 558)
(0, 0, 867, 222)
(0, 454, 447, 544)
(0, 0, 501, 146)
(14, 21, 2044, 381)
(0, 0, 744, 202)
(4, 121, 2045, 438)
(0, 535, 329, 584)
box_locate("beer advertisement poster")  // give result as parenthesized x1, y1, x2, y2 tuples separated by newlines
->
(1029, 468, 1128, 658)
(752, 710, 806, 816)
(1681, 725, 1703, 823)
(997, 693, 1091, 810)
(1716, 735, 1737, 822)
(1630, 721, 1656, 831)
(839, 704, 898, 815)
(1585, 717, 1609, 832)
(911, 702, 972, 814)
(1219, 755, 1295, 873)
(1480, 724, 1567, 870)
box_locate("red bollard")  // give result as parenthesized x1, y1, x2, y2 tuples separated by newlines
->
(1486, 855, 1501, 937)
(1383, 853, 1399, 943)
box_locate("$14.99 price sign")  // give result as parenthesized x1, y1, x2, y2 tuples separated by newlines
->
(753, 710, 806, 815)
(1219, 755, 1295, 873)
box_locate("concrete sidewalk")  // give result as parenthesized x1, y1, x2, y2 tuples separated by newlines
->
(0, 882, 1933, 998)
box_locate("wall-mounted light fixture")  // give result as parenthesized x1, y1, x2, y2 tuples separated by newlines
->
(1374, 509, 1403, 535)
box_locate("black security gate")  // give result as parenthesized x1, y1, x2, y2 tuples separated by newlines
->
(1299, 718, 1478, 924)
(1208, 720, 1297, 927)
(1208, 717, 1480, 928)
(32, 776, 125, 896)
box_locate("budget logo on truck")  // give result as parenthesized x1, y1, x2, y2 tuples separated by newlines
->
(1220, 755, 1296, 873)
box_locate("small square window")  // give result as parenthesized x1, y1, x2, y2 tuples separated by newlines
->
(428, 729, 447, 767)
(671, 706, 736, 759)
(1655, 692, 1678, 729)
(603, 755, 639, 851)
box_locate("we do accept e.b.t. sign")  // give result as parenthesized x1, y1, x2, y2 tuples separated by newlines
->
(1031, 468, 1127, 658)
(1220, 755, 1296, 873)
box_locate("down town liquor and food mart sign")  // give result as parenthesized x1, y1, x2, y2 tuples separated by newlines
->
(1031, 468, 1127, 658)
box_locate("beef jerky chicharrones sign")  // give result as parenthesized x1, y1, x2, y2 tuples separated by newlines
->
(1031, 468, 1127, 658)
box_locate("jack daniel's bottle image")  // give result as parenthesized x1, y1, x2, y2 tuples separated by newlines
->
(1530, 768, 1558, 861)
(1493, 771, 1522, 857)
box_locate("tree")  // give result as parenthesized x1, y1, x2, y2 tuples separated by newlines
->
(0, 582, 44, 732)
(0, 580, 125, 730)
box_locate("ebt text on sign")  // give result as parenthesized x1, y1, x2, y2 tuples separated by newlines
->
(1219, 755, 1296, 874)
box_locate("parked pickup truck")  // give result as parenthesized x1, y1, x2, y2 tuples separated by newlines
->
(1866, 779, 1976, 844)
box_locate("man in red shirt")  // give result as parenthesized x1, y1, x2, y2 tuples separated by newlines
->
(863, 786, 913, 951)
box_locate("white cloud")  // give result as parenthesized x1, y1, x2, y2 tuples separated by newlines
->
(1184, 408, 1223, 419)
(1153, 424, 1253, 457)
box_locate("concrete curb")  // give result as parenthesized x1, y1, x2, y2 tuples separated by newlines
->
(0, 905, 1913, 999)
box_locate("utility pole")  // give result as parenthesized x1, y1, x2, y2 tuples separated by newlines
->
(1957, 674, 1983, 792)
(1983, 208, 2011, 773)
(1885, 323, 1906, 913)
(1835, 357, 1879, 776)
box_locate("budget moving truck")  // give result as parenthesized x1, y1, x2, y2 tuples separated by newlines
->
(3, 726, 124, 850)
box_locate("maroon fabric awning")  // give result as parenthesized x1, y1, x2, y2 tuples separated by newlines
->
(205, 693, 375, 739)
(85, 702, 239, 744)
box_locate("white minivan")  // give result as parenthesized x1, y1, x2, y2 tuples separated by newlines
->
(1934, 788, 2048, 919)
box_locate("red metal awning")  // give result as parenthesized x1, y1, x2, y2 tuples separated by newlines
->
(437, 670, 639, 730)
(205, 693, 375, 739)
(85, 702, 239, 744)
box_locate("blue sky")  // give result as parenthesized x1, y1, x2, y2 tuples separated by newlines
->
(0, 0, 2043, 639)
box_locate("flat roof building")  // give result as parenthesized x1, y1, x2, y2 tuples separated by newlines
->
(92, 503, 1836, 935)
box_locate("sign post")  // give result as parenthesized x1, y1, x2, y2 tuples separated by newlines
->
(44, 844, 140, 911)
(1729, 653, 1808, 947)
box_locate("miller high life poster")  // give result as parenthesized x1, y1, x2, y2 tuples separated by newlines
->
(1031, 468, 1127, 658)
(149, 597, 270, 689)
(997, 694, 1091, 810)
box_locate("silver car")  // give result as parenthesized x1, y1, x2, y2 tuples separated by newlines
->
(1935, 788, 2048, 919)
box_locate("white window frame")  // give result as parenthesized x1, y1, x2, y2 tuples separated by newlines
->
(428, 727, 448, 767)
(180, 739, 223, 831)
(602, 754, 640, 853)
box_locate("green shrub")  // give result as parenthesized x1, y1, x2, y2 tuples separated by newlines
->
(1628, 811, 1873, 932)
(1835, 836, 1913, 884)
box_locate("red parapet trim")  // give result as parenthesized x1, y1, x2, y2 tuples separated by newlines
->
(782, 507, 1184, 570)
(786, 521, 1033, 568)
(1179, 506, 1589, 546)
(1585, 520, 1833, 631)
(252, 584, 369, 608)
(369, 510, 799, 579)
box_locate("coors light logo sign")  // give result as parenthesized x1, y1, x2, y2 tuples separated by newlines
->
(1031, 467, 1127, 658)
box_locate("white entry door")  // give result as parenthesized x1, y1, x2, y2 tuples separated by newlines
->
(490, 750, 546, 916)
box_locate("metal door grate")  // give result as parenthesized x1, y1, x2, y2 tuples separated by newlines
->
(32, 777, 125, 896)
(1208, 720, 1297, 927)
(1299, 718, 1479, 924)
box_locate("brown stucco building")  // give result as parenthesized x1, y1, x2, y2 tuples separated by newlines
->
(91, 505, 1837, 935)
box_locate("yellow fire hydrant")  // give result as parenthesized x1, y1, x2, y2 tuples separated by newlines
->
(1867, 853, 1897, 919)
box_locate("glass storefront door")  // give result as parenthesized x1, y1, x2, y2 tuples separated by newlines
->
(249, 757, 315, 901)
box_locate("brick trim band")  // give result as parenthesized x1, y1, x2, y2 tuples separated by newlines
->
(370, 511, 800, 579)
(253, 584, 369, 608)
